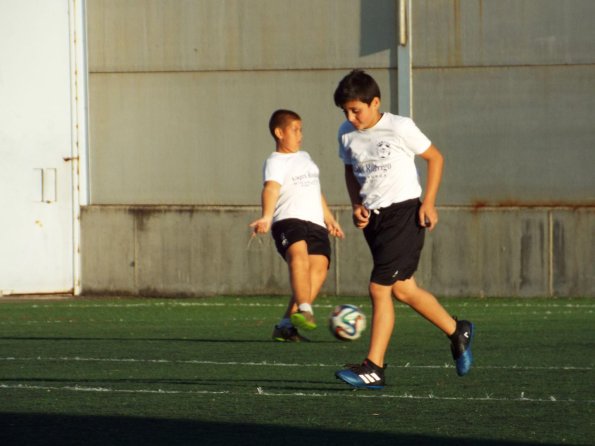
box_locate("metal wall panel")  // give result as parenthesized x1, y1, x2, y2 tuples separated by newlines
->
(87, 0, 402, 205)
(89, 69, 397, 204)
(413, 0, 595, 67)
(413, 65, 595, 205)
(87, 0, 397, 72)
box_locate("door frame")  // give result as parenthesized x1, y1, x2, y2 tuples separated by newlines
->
(69, 0, 89, 295)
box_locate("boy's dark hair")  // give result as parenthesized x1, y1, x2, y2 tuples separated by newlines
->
(333, 69, 381, 107)
(269, 109, 301, 140)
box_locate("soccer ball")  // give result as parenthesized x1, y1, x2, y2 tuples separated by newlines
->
(329, 304, 366, 341)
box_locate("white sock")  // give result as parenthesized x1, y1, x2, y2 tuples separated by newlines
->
(298, 303, 313, 314)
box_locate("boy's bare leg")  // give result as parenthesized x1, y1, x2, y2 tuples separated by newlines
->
(335, 284, 390, 388)
(367, 282, 395, 367)
(286, 241, 318, 325)
(308, 254, 329, 302)
(367, 277, 457, 366)
(392, 277, 456, 336)
(281, 298, 297, 319)
(280, 250, 325, 317)
(285, 241, 312, 307)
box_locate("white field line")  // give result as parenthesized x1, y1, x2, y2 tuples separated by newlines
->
(0, 356, 591, 371)
(0, 383, 591, 404)
(16, 301, 595, 310)
(0, 383, 227, 395)
(255, 389, 595, 404)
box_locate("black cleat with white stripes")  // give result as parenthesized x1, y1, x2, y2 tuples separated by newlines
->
(335, 359, 386, 390)
(449, 318, 474, 376)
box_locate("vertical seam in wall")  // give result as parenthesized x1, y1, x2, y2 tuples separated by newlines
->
(133, 214, 139, 294)
(397, 0, 413, 117)
(548, 210, 553, 297)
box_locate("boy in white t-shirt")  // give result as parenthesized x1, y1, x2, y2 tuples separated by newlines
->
(250, 109, 344, 342)
(333, 70, 474, 389)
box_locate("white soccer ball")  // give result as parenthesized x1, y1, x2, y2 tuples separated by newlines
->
(329, 304, 366, 341)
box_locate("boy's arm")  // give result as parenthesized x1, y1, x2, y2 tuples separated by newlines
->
(249, 181, 281, 234)
(321, 194, 345, 239)
(418, 144, 444, 231)
(344, 165, 369, 229)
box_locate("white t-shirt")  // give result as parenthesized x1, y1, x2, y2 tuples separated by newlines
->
(338, 113, 431, 209)
(263, 150, 325, 227)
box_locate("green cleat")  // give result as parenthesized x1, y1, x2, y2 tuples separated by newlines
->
(290, 311, 317, 331)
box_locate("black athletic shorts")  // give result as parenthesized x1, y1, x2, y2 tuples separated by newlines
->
(363, 198, 425, 285)
(271, 218, 331, 264)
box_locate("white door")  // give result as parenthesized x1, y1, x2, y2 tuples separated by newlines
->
(0, 1, 80, 294)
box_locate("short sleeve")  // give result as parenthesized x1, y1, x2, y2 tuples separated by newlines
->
(400, 118, 432, 155)
(337, 122, 353, 165)
(263, 156, 286, 185)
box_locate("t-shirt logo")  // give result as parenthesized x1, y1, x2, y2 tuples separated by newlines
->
(281, 233, 289, 247)
(376, 141, 392, 159)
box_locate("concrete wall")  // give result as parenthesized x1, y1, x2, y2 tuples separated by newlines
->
(81, 205, 594, 297)
(82, 0, 594, 297)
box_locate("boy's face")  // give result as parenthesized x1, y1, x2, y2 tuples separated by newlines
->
(341, 97, 381, 130)
(275, 119, 302, 153)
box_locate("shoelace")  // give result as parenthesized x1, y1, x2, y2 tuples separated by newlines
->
(343, 363, 363, 369)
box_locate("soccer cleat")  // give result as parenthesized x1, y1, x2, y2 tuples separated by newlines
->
(449, 318, 474, 376)
(335, 359, 386, 389)
(271, 325, 310, 342)
(290, 311, 317, 331)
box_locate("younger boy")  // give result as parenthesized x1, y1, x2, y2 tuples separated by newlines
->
(250, 109, 344, 342)
(332, 70, 474, 388)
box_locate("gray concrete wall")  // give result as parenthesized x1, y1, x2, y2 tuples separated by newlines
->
(81, 0, 594, 297)
(81, 205, 594, 297)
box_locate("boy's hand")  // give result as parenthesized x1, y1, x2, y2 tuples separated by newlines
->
(326, 220, 345, 239)
(249, 216, 272, 235)
(419, 204, 438, 231)
(352, 204, 370, 229)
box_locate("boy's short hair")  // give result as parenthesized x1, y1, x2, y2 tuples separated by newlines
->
(269, 109, 301, 140)
(333, 69, 381, 107)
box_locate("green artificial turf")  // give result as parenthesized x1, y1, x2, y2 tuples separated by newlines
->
(0, 296, 593, 445)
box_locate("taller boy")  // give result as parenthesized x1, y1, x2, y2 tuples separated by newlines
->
(333, 70, 474, 389)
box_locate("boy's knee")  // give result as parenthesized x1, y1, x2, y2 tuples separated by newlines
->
(392, 289, 409, 303)
(285, 242, 308, 261)
(287, 253, 309, 270)
(369, 282, 393, 301)
(392, 281, 417, 304)
(311, 263, 327, 277)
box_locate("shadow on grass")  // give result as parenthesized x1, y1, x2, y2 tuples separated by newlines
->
(0, 412, 543, 446)
(0, 336, 338, 344)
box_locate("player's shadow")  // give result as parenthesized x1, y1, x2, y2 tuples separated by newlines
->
(0, 412, 543, 446)
(0, 377, 346, 393)
(0, 335, 340, 344)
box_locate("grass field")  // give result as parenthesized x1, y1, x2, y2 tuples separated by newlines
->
(0, 296, 593, 445)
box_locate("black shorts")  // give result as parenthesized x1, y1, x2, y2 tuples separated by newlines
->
(271, 218, 331, 263)
(363, 198, 425, 285)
